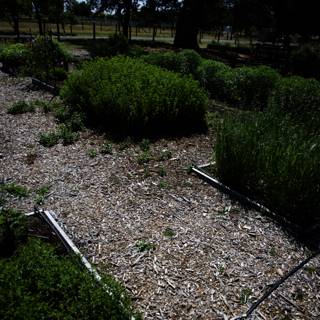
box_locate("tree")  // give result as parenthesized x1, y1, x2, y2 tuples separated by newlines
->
(0, 0, 32, 38)
(91, 0, 139, 38)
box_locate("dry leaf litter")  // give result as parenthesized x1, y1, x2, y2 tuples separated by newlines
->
(0, 71, 319, 320)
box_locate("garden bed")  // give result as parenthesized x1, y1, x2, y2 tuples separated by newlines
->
(1, 70, 320, 319)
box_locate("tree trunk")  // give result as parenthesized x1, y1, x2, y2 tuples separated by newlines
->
(13, 16, 20, 39)
(34, 5, 43, 35)
(174, 0, 205, 49)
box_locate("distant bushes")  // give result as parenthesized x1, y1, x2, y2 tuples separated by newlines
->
(0, 43, 30, 74)
(269, 76, 320, 131)
(89, 33, 130, 58)
(215, 112, 320, 228)
(0, 37, 70, 81)
(231, 66, 281, 110)
(290, 43, 320, 80)
(141, 49, 202, 76)
(60, 57, 208, 137)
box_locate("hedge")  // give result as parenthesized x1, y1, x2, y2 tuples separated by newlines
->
(60, 57, 208, 137)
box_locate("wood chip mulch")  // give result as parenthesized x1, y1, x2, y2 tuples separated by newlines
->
(1, 71, 319, 320)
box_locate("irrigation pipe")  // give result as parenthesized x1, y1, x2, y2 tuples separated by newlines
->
(193, 164, 320, 318)
(234, 249, 320, 319)
(31, 78, 59, 95)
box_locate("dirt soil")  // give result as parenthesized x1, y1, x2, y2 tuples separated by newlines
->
(1, 71, 319, 320)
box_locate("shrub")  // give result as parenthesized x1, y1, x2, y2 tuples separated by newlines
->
(89, 34, 129, 58)
(60, 57, 208, 137)
(7, 101, 35, 115)
(269, 76, 320, 131)
(58, 125, 79, 145)
(290, 43, 320, 80)
(0, 43, 30, 73)
(0, 183, 29, 197)
(178, 49, 202, 75)
(27, 37, 70, 81)
(141, 51, 183, 73)
(0, 208, 27, 257)
(141, 49, 202, 76)
(39, 131, 60, 147)
(196, 59, 233, 100)
(0, 239, 138, 319)
(215, 112, 320, 228)
(231, 65, 280, 110)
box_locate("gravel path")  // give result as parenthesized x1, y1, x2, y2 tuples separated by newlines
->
(1, 71, 319, 320)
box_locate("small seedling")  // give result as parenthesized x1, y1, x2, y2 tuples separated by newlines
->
(137, 151, 151, 165)
(88, 148, 98, 158)
(158, 180, 169, 189)
(240, 288, 252, 304)
(139, 139, 150, 152)
(157, 150, 172, 161)
(0, 183, 29, 197)
(136, 240, 155, 252)
(163, 227, 175, 238)
(7, 101, 35, 115)
(186, 165, 193, 174)
(269, 246, 277, 257)
(34, 185, 50, 205)
(39, 131, 60, 147)
(100, 142, 113, 155)
(58, 125, 79, 145)
(304, 265, 317, 276)
(157, 166, 166, 177)
(143, 168, 151, 178)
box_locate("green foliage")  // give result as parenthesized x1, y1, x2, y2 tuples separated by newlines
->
(87, 148, 98, 158)
(290, 43, 320, 80)
(137, 151, 151, 165)
(196, 59, 233, 100)
(139, 139, 150, 152)
(156, 150, 172, 161)
(61, 57, 208, 138)
(163, 227, 175, 238)
(0, 183, 29, 197)
(34, 185, 50, 206)
(0, 208, 27, 257)
(0, 239, 137, 319)
(269, 76, 320, 131)
(100, 142, 113, 155)
(215, 112, 320, 227)
(27, 37, 70, 81)
(141, 49, 202, 76)
(157, 166, 166, 177)
(135, 240, 155, 252)
(0, 43, 30, 73)
(58, 125, 79, 146)
(39, 131, 60, 147)
(89, 34, 129, 58)
(231, 65, 281, 110)
(178, 49, 202, 75)
(240, 288, 252, 304)
(7, 101, 35, 115)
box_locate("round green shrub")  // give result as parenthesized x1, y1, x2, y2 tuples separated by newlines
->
(231, 65, 281, 110)
(196, 59, 233, 100)
(141, 51, 184, 73)
(60, 57, 208, 137)
(27, 37, 70, 80)
(141, 49, 201, 76)
(177, 49, 202, 75)
(269, 76, 320, 129)
(0, 43, 30, 73)
(0, 239, 137, 319)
